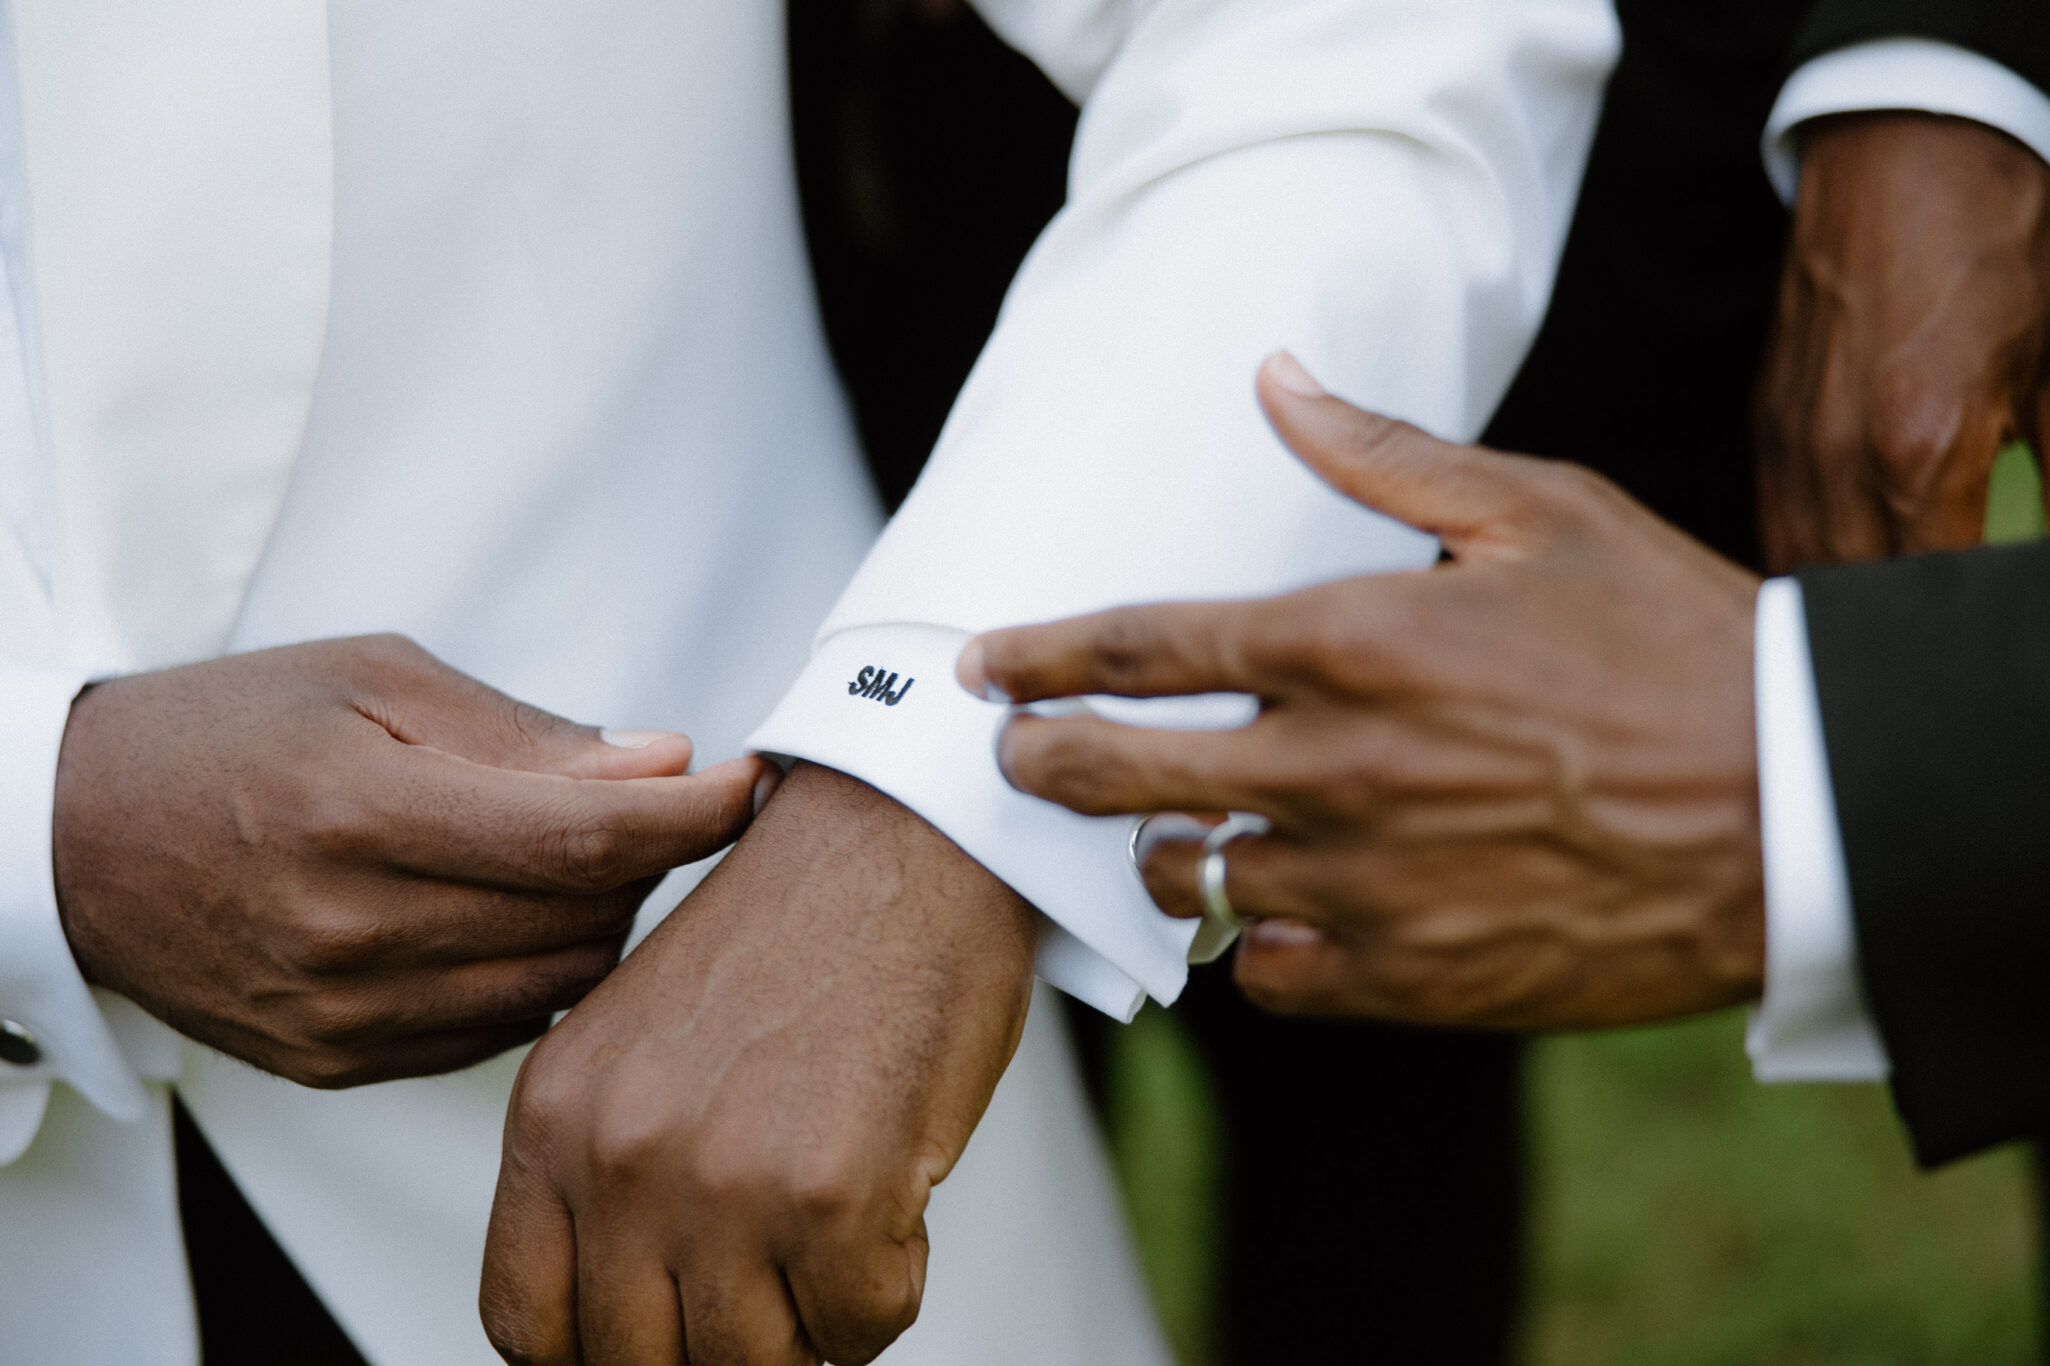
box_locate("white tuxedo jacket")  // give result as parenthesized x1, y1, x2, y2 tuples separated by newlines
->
(0, 0, 1616, 1362)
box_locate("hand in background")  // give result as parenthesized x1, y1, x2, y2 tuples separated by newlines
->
(1757, 112, 2050, 570)
(960, 356, 1766, 1029)
(54, 634, 767, 1089)
(480, 762, 1036, 1366)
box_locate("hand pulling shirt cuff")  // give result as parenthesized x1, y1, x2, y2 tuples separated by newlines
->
(746, 623, 1199, 1021)
(0, 661, 150, 1164)
(1765, 38, 2050, 202)
(1747, 577, 1891, 1082)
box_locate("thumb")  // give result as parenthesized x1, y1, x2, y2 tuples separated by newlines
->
(1256, 352, 1551, 556)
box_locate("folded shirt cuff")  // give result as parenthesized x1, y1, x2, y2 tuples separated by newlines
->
(1764, 38, 2050, 202)
(747, 623, 1199, 1021)
(0, 661, 150, 1161)
(1746, 578, 1890, 1082)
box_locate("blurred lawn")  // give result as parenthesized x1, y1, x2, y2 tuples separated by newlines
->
(1525, 1011, 2037, 1366)
(1106, 1008, 2040, 1366)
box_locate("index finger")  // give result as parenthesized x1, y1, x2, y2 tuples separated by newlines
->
(960, 600, 1284, 706)
(365, 746, 767, 893)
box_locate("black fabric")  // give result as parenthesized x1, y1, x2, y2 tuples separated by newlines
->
(789, 0, 1078, 514)
(1792, 0, 2050, 106)
(174, 1100, 370, 1366)
(1178, 970, 1524, 1365)
(1801, 543, 2050, 1167)
(1485, 0, 1809, 566)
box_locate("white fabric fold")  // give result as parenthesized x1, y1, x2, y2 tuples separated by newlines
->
(12, 0, 334, 673)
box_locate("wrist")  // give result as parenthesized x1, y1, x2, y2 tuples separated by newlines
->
(762, 762, 1038, 978)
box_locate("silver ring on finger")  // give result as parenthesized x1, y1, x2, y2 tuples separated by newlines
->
(1127, 812, 1212, 882)
(1198, 812, 1271, 924)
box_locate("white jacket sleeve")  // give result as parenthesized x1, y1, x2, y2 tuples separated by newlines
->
(749, 0, 1621, 1018)
(0, 662, 149, 1164)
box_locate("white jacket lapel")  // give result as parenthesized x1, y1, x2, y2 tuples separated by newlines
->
(11, 0, 333, 671)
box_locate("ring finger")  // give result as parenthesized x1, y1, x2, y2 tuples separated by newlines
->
(1136, 823, 1322, 926)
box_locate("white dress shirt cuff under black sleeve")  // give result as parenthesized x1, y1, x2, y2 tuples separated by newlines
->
(0, 662, 150, 1163)
(1747, 577, 1890, 1082)
(1763, 37, 2050, 203)
(747, 623, 1195, 1021)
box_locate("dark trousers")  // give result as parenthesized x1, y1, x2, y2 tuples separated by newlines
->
(1074, 972, 1528, 1366)
(175, 1100, 369, 1366)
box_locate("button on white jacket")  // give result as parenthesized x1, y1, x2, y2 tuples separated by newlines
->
(0, 0, 1615, 1361)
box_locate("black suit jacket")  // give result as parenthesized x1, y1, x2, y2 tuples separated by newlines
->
(1803, 543, 2050, 1167)
(1792, 0, 2050, 99)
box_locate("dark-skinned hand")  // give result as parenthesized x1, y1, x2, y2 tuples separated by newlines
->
(1757, 111, 2050, 570)
(53, 633, 769, 1089)
(480, 761, 1037, 1366)
(959, 354, 1766, 1029)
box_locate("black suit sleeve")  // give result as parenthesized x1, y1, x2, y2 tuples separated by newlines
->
(1790, 0, 2050, 105)
(1800, 543, 2050, 1166)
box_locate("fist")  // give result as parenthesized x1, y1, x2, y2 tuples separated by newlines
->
(1757, 112, 2050, 569)
(53, 634, 770, 1088)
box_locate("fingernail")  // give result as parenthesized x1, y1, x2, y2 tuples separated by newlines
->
(955, 639, 1010, 704)
(601, 728, 677, 750)
(752, 765, 785, 815)
(1245, 919, 1328, 950)
(1265, 351, 1327, 399)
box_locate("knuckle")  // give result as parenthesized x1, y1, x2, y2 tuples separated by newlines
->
(541, 808, 633, 891)
(478, 1313, 542, 1366)
(292, 987, 385, 1047)
(1027, 728, 1128, 812)
(347, 632, 433, 680)
(1866, 370, 1961, 479)
(1085, 613, 1160, 691)
(584, 1109, 679, 1189)
(287, 908, 386, 975)
(785, 1150, 870, 1226)
(1864, 417, 1951, 490)
(1269, 593, 1370, 686)
(501, 698, 571, 753)
(283, 1046, 380, 1091)
(1523, 457, 1615, 522)
(288, 779, 381, 861)
(1233, 955, 1322, 1016)
(478, 1290, 566, 1366)
(506, 1052, 579, 1141)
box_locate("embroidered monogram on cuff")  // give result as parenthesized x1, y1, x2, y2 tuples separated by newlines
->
(747, 622, 1199, 1021)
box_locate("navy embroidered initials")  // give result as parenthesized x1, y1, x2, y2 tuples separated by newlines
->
(847, 666, 915, 707)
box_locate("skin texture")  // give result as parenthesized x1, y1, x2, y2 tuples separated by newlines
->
(53, 633, 768, 1089)
(961, 357, 1767, 1029)
(1757, 112, 2050, 570)
(480, 761, 1038, 1366)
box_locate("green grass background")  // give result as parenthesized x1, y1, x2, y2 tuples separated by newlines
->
(1103, 1008, 2040, 1366)
(1100, 441, 2049, 1365)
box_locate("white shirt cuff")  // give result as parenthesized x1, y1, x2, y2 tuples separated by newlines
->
(746, 623, 1199, 1021)
(1764, 38, 2050, 202)
(1746, 578, 1890, 1082)
(0, 662, 150, 1163)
